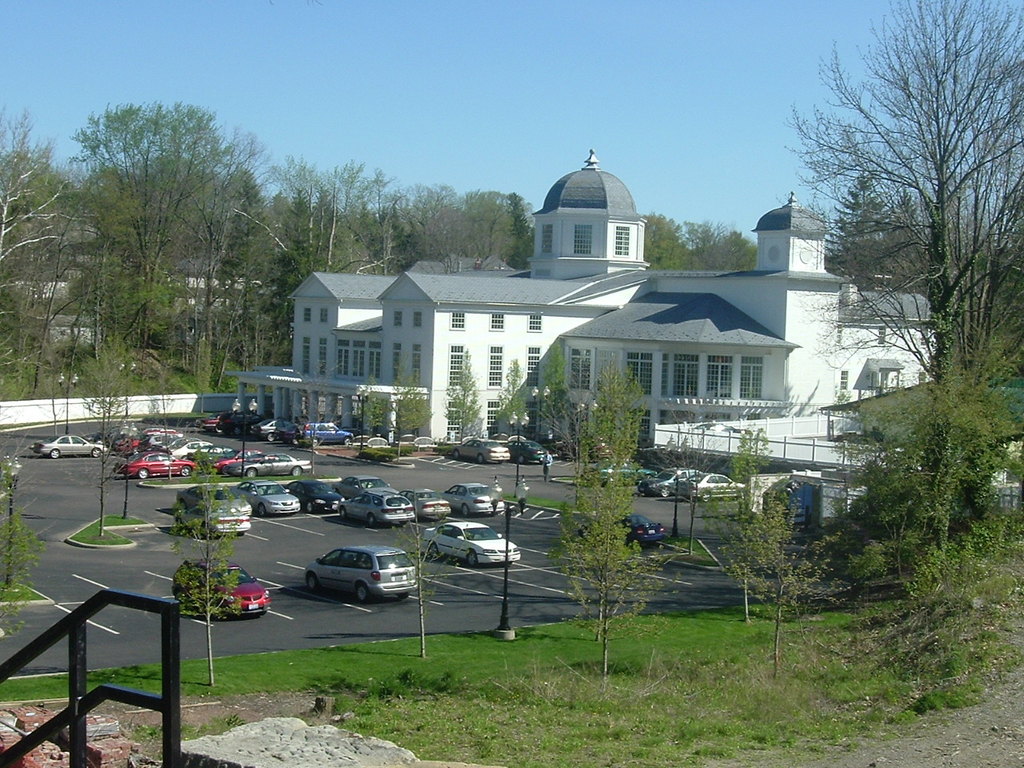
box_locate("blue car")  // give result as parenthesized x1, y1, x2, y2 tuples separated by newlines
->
(301, 422, 353, 445)
(621, 513, 666, 546)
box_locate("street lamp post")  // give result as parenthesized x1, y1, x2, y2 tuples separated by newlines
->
(234, 398, 258, 477)
(672, 473, 681, 538)
(531, 386, 550, 441)
(497, 412, 528, 639)
(59, 374, 79, 434)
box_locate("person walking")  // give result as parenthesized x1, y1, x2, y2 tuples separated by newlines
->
(542, 451, 553, 482)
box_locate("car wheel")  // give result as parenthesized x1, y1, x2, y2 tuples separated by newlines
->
(245, 467, 257, 477)
(257, 503, 268, 517)
(354, 582, 371, 603)
(137, 468, 150, 479)
(48, 449, 61, 459)
(180, 466, 192, 477)
(476, 453, 485, 464)
(452, 449, 462, 461)
(427, 542, 440, 559)
(291, 466, 303, 476)
(517, 455, 525, 464)
(266, 432, 277, 442)
(461, 503, 472, 516)
(340, 506, 349, 520)
(366, 512, 377, 528)
(466, 550, 479, 567)
(659, 487, 671, 498)
(90, 448, 102, 458)
(305, 572, 320, 591)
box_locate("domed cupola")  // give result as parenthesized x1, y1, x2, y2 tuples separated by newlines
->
(529, 150, 647, 280)
(754, 192, 828, 273)
(536, 149, 638, 217)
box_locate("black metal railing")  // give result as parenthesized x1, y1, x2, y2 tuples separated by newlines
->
(0, 589, 180, 768)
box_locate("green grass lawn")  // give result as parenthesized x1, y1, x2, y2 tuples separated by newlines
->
(66, 516, 149, 546)
(0, 607, 955, 767)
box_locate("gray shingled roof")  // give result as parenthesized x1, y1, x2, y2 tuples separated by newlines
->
(563, 292, 796, 348)
(338, 316, 383, 332)
(312, 272, 397, 300)
(754, 193, 826, 234)
(535, 153, 638, 217)
(396, 272, 580, 305)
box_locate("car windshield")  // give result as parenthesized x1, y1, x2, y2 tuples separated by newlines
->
(211, 567, 257, 584)
(463, 527, 500, 541)
(361, 478, 387, 488)
(212, 489, 242, 500)
(376, 553, 413, 569)
(256, 484, 286, 495)
(306, 483, 332, 494)
(464, 485, 489, 495)
(383, 496, 408, 507)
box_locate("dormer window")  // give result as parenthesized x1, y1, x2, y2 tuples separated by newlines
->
(615, 226, 630, 256)
(541, 224, 553, 253)
(573, 224, 592, 255)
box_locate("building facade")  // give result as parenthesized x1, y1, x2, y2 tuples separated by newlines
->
(233, 152, 922, 442)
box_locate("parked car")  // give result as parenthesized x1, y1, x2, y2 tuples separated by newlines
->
(451, 438, 511, 464)
(285, 479, 343, 514)
(191, 445, 238, 463)
(172, 561, 269, 616)
(174, 486, 253, 535)
(333, 475, 395, 499)
(213, 450, 266, 474)
(636, 468, 701, 498)
(254, 418, 298, 442)
(304, 545, 416, 602)
(505, 439, 549, 465)
(234, 480, 301, 516)
(165, 438, 216, 460)
(422, 521, 520, 566)
(339, 490, 415, 527)
(301, 422, 353, 445)
(31, 434, 106, 459)
(116, 452, 196, 479)
(221, 453, 312, 478)
(441, 483, 505, 516)
(594, 461, 656, 485)
(679, 472, 744, 501)
(621, 513, 667, 546)
(397, 488, 451, 520)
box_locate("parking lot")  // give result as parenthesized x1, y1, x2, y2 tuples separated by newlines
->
(0, 423, 741, 675)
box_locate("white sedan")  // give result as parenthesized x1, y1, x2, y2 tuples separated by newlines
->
(31, 434, 106, 459)
(422, 521, 520, 567)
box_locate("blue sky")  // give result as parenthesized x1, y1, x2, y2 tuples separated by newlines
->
(3, 1, 894, 235)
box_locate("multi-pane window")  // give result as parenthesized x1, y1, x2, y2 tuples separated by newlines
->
(528, 314, 542, 332)
(486, 400, 500, 433)
(319, 307, 328, 323)
(596, 349, 618, 375)
(336, 339, 350, 376)
(317, 338, 327, 375)
(626, 351, 653, 395)
(570, 348, 592, 389)
(393, 310, 403, 327)
(639, 409, 651, 440)
(302, 307, 311, 322)
(490, 313, 504, 331)
(706, 355, 733, 398)
(449, 345, 465, 386)
(488, 346, 504, 387)
(451, 312, 465, 330)
(368, 342, 382, 380)
(662, 353, 698, 397)
(352, 340, 366, 378)
(413, 311, 422, 328)
(411, 344, 422, 383)
(526, 347, 541, 387)
(573, 224, 592, 255)
(739, 356, 763, 398)
(393, 343, 402, 378)
(839, 370, 849, 391)
(615, 226, 630, 256)
(301, 337, 311, 374)
(541, 224, 553, 253)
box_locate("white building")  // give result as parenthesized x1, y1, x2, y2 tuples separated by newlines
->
(234, 151, 922, 442)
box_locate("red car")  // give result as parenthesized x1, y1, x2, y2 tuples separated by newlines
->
(172, 561, 270, 617)
(116, 452, 196, 479)
(213, 450, 266, 474)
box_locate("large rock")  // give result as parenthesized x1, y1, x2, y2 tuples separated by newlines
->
(181, 717, 504, 768)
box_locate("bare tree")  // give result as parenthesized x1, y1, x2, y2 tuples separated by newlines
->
(794, 0, 1024, 381)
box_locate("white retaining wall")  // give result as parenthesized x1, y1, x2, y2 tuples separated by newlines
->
(0, 393, 238, 430)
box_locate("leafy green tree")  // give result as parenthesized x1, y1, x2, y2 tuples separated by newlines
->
(393, 372, 431, 458)
(537, 344, 571, 447)
(643, 213, 691, 270)
(503, 192, 534, 269)
(445, 352, 480, 441)
(682, 221, 756, 271)
(495, 359, 525, 430)
(552, 366, 660, 678)
(0, 460, 44, 636)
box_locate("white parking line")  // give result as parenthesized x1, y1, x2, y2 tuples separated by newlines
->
(145, 571, 171, 581)
(53, 603, 119, 634)
(73, 574, 108, 589)
(267, 609, 293, 620)
(254, 518, 325, 535)
(245, 532, 270, 541)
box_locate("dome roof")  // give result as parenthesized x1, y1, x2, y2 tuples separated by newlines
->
(535, 150, 638, 217)
(754, 192, 826, 234)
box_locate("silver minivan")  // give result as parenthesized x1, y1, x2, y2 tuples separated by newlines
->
(304, 545, 415, 602)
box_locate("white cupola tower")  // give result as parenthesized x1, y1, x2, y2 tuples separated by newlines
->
(753, 192, 828, 273)
(529, 150, 648, 280)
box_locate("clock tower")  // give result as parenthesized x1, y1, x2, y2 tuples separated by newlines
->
(753, 192, 827, 273)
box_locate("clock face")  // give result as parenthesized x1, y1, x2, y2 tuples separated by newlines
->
(798, 248, 813, 265)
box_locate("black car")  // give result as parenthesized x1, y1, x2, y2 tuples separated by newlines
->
(621, 513, 667, 546)
(506, 439, 549, 465)
(286, 479, 343, 514)
(636, 468, 700, 497)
